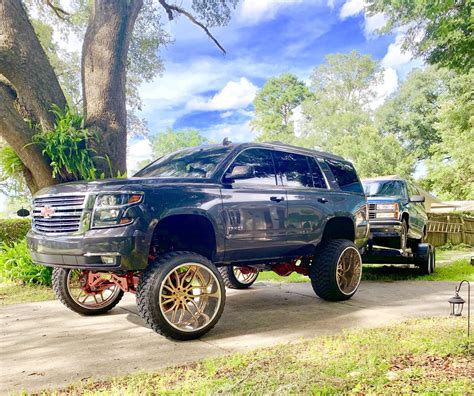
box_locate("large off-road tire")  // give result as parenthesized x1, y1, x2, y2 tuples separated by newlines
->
(218, 265, 258, 289)
(137, 251, 226, 341)
(310, 239, 362, 301)
(52, 268, 124, 315)
(418, 246, 435, 275)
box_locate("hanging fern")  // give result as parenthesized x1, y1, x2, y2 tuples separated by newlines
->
(32, 105, 101, 181)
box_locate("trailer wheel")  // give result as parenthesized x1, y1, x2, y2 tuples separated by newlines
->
(310, 239, 362, 301)
(418, 246, 435, 275)
(219, 266, 258, 289)
(52, 268, 124, 315)
(137, 251, 225, 340)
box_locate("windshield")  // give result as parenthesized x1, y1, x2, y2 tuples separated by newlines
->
(362, 180, 406, 197)
(134, 146, 233, 178)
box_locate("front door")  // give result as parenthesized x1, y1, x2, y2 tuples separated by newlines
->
(221, 148, 288, 262)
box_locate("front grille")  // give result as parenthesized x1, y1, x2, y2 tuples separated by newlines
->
(368, 203, 377, 219)
(33, 194, 86, 234)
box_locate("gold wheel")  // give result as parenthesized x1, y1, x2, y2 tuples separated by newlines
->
(66, 270, 122, 310)
(232, 266, 258, 284)
(335, 247, 362, 295)
(159, 262, 222, 332)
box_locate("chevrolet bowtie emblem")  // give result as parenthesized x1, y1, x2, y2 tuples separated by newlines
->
(40, 205, 55, 218)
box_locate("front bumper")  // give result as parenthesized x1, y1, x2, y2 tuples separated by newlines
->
(368, 220, 402, 238)
(26, 225, 149, 271)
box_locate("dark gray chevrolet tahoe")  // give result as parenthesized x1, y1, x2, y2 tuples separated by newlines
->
(27, 142, 369, 340)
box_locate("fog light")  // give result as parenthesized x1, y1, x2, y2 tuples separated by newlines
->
(101, 256, 116, 265)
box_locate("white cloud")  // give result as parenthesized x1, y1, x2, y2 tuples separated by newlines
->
(339, 0, 365, 19)
(239, 0, 303, 25)
(127, 138, 153, 173)
(370, 67, 398, 109)
(364, 12, 387, 37)
(381, 34, 413, 69)
(187, 77, 258, 111)
(205, 121, 256, 143)
(289, 105, 304, 137)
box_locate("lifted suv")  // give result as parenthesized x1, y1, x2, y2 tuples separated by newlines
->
(27, 142, 368, 340)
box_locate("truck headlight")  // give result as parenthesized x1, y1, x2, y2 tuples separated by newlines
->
(92, 193, 143, 228)
(375, 203, 399, 220)
(376, 203, 397, 211)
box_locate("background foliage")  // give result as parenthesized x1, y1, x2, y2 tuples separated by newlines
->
(0, 219, 31, 245)
(0, 240, 52, 286)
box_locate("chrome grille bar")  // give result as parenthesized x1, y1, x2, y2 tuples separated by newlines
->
(32, 194, 86, 234)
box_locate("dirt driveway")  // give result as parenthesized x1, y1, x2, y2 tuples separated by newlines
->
(0, 280, 458, 394)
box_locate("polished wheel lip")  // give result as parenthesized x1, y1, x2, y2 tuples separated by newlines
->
(233, 266, 258, 284)
(158, 262, 222, 333)
(335, 246, 362, 296)
(66, 270, 121, 310)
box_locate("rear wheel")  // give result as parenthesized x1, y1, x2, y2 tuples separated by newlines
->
(52, 268, 124, 315)
(219, 266, 258, 289)
(137, 251, 225, 340)
(418, 246, 435, 275)
(310, 239, 362, 301)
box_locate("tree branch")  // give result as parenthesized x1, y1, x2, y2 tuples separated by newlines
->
(158, 0, 226, 54)
(44, 0, 70, 21)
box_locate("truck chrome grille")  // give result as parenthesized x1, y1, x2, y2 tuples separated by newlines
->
(368, 203, 377, 219)
(33, 194, 86, 233)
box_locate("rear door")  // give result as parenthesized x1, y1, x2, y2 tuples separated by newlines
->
(221, 148, 288, 262)
(273, 150, 332, 256)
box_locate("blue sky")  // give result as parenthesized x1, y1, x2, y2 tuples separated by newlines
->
(128, 0, 420, 170)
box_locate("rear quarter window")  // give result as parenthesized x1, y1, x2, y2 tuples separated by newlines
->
(325, 159, 363, 194)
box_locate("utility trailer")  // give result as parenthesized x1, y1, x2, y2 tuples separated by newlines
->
(362, 243, 436, 275)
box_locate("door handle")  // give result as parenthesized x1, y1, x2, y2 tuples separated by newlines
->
(318, 197, 328, 203)
(270, 196, 285, 203)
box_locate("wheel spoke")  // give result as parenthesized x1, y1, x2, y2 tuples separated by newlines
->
(159, 262, 222, 333)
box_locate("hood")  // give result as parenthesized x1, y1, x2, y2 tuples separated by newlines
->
(34, 177, 212, 197)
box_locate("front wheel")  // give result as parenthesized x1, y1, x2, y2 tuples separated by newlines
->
(52, 268, 124, 315)
(137, 251, 226, 340)
(219, 266, 259, 289)
(310, 239, 362, 301)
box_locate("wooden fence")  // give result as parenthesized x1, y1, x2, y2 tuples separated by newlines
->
(426, 213, 474, 247)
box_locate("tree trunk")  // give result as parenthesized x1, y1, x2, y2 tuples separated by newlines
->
(82, 0, 143, 177)
(0, 0, 68, 193)
(0, 0, 67, 129)
(0, 81, 55, 193)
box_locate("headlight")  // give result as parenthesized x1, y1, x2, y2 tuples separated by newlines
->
(374, 203, 399, 220)
(92, 193, 143, 228)
(376, 203, 398, 211)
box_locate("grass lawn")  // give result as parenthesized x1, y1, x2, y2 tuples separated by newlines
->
(258, 249, 473, 283)
(46, 317, 473, 395)
(0, 281, 55, 305)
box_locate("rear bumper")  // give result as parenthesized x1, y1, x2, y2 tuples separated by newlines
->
(26, 226, 149, 271)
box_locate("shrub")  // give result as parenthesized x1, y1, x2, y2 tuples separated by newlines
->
(0, 240, 52, 286)
(0, 219, 31, 245)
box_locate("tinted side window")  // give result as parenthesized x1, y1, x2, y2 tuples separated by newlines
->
(325, 159, 363, 193)
(228, 148, 277, 186)
(308, 157, 327, 189)
(274, 151, 313, 188)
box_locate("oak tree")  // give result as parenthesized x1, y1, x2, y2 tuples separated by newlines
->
(0, 0, 237, 193)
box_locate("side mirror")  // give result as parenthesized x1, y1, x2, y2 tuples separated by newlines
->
(17, 208, 30, 217)
(410, 195, 425, 203)
(225, 165, 254, 181)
